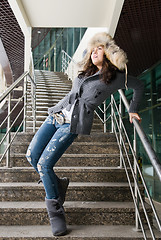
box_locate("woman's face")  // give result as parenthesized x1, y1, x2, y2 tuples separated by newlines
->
(91, 45, 104, 70)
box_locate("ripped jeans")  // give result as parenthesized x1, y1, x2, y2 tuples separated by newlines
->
(26, 115, 77, 199)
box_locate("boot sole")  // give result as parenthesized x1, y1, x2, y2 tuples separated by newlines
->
(53, 229, 68, 236)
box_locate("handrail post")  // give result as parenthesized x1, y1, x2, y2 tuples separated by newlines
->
(31, 80, 36, 132)
(49, 52, 51, 71)
(43, 55, 45, 70)
(119, 95, 123, 168)
(72, 61, 74, 81)
(133, 126, 140, 231)
(54, 47, 56, 72)
(6, 93, 11, 168)
(61, 51, 64, 73)
(67, 55, 69, 79)
(33, 85, 36, 133)
(23, 76, 27, 132)
(111, 95, 114, 133)
(103, 101, 107, 133)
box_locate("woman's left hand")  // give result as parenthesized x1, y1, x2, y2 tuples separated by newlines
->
(129, 113, 141, 123)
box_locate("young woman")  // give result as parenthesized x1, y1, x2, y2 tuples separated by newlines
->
(26, 32, 144, 236)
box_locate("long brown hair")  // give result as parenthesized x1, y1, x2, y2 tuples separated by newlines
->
(78, 54, 117, 84)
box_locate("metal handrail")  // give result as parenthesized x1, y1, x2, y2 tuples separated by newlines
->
(0, 70, 36, 167)
(61, 50, 77, 80)
(61, 50, 161, 239)
(111, 93, 161, 239)
(0, 72, 29, 103)
(118, 89, 161, 182)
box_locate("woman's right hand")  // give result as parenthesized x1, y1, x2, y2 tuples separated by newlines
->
(129, 112, 141, 123)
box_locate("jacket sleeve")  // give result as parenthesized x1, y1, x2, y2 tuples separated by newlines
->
(127, 75, 144, 113)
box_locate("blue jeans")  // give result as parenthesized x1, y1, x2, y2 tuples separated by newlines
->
(26, 115, 77, 199)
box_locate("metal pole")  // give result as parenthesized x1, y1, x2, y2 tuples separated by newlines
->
(111, 95, 114, 133)
(61, 51, 63, 73)
(6, 93, 11, 168)
(30, 56, 36, 132)
(54, 47, 56, 72)
(133, 126, 140, 231)
(23, 76, 27, 132)
(43, 55, 45, 70)
(49, 52, 51, 71)
(103, 101, 106, 133)
(31, 81, 36, 133)
(119, 95, 123, 168)
(68, 58, 70, 80)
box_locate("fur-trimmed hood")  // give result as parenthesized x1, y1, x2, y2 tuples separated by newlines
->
(79, 32, 128, 71)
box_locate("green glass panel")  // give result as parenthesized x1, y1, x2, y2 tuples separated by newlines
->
(33, 27, 87, 72)
(123, 62, 161, 202)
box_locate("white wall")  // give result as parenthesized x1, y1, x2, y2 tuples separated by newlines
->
(0, 64, 7, 95)
(0, 64, 7, 110)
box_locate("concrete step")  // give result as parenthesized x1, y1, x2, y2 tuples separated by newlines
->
(34, 80, 70, 85)
(10, 141, 120, 154)
(34, 75, 69, 80)
(0, 167, 130, 183)
(31, 76, 68, 81)
(12, 132, 115, 143)
(34, 81, 71, 84)
(29, 77, 71, 83)
(27, 110, 48, 116)
(0, 224, 160, 239)
(34, 79, 70, 84)
(34, 87, 70, 92)
(91, 123, 104, 130)
(28, 80, 70, 85)
(35, 73, 68, 80)
(0, 201, 151, 226)
(35, 107, 48, 112)
(25, 121, 104, 130)
(27, 93, 68, 99)
(29, 116, 47, 121)
(35, 101, 59, 106)
(27, 93, 69, 98)
(0, 153, 122, 168)
(28, 85, 70, 90)
(28, 84, 71, 90)
(35, 70, 69, 78)
(0, 182, 136, 202)
(27, 88, 70, 94)
(35, 76, 69, 81)
(26, 126, 104, 132)
(27, 97, 64, 103)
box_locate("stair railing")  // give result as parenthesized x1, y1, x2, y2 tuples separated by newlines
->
(61, 50, 161, 240)
(110, 90, 161, 240)
(0, 71, 36, 167)
(61, 50, 77, 81)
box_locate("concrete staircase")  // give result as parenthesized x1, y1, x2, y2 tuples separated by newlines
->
(0, 70, 160, 239)
(26, 70, 72, 131)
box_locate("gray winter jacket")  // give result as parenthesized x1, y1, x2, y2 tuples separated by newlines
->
(48, 71, 144, 135)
